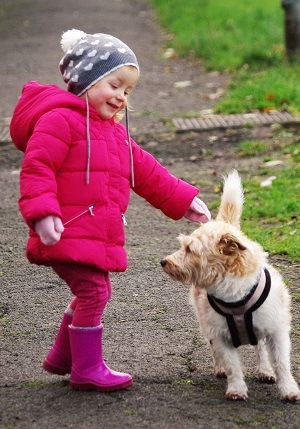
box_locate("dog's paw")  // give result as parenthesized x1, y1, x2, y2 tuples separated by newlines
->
(225, 391, 248, 401)
(281, 392, 300, 403)
(226, 381, 248, 400)
(258, 373, 276, 384)
(279, 381, 300, 402)
(215, 370, 227, 379)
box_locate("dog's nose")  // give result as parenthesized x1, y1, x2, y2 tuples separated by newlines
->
(160, 260, 167, 267)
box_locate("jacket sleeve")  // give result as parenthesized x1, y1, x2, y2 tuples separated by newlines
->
(131, 140, 199, 220)
(19, 110, 71, 228)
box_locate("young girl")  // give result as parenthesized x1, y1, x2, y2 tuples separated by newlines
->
(10, 29, 211, 392)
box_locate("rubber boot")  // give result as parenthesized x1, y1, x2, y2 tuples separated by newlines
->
(69, 325, 133, 392)
(43, 312, 72, 375)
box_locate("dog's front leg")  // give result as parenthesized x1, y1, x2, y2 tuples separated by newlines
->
(265, 333, 300, 402)
(212, 347, 227, 379)
(255, 339, 276, 383)
(211, 339, 248, 400)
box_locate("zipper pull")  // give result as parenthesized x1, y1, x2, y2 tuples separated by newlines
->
(122, 214, 127, 225)
(89, 205, 95, 216)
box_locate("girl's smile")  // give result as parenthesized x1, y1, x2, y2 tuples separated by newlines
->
(83, 66, 139, 120)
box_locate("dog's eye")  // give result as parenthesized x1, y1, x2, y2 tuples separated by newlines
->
(185, 245, 191, 254)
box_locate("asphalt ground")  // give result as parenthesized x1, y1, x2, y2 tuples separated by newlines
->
(1, 1, 299, 428)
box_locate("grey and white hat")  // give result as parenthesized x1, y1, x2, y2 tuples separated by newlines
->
(59, 29, 139, 96)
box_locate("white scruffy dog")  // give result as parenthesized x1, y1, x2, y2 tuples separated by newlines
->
(161, 170, 300, 402)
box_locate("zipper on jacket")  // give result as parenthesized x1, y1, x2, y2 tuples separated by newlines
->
(122, 214, 127, 226)
(64, 205, 95, 226)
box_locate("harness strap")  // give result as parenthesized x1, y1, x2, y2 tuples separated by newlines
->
(207, 268, 271, 347)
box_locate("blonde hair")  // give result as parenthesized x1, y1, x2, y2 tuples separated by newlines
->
(114, 102, 134, 122)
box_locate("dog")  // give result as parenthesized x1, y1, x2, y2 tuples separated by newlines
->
(161, 170, 300, 402)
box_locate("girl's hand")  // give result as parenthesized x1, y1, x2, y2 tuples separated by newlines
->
(184, 197, 211, 223)
(35, 215, 64, 245)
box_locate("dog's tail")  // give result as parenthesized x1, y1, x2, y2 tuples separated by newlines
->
(216, 170, 244, 228)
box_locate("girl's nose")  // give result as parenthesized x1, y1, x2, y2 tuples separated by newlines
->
(116, 91, 126, 101)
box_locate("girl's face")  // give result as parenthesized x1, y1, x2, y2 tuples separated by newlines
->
(84, 66, 139, 120)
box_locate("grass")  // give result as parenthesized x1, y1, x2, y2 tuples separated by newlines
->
(242, 167, 300, 260)
(206, 134, 300, 260)
(151, 0, 283, 69)
(207, 165, 300, 261)
(216, 64, 300, 114)
(151, 0, 300, 260)
(151, 0, 300, 114)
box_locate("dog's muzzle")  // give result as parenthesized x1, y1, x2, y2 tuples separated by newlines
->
(160, 260, 167, 267)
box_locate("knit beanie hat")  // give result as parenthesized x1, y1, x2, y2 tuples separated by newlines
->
(59, 29, 139, 96)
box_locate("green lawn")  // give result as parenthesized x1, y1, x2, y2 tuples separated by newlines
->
(151, 0, 300, 260)
(151, 0, 300, 113)
(205, 136, 300, 260)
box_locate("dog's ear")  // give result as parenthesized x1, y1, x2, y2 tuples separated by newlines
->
(177, 234, 189, 245)
(179, 235, 201, 255)
(186, 236, 202, 255)
(217, 233, 248, 256)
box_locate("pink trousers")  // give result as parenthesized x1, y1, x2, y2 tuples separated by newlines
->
(52, 263, 112, 327)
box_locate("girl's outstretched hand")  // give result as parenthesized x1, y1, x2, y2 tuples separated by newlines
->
(35, 215, 64, 245)
(184, 197, 211, 223)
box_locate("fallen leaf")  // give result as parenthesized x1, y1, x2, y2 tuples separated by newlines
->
(174, 80, 192, 88)
(260, 176, 277, 187)
(205, 88, 224, 99)
(163, 66, 173, 74)
(262, 107, 276, 113)
(264, 160, 283, 167)
(199, 109, 214, 117)
(162, 48, 177, 59)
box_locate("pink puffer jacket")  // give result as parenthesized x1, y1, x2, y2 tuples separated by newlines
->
(10, 81, 199, 271)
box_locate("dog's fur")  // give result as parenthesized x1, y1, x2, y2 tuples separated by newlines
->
(161, 170, 300, 401)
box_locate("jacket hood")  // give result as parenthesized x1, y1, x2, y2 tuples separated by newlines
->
(10, 81, 90, 152)
(11, 80, 135, 187)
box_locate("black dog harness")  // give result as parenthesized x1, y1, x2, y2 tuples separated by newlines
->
(207, 268, 271, 348)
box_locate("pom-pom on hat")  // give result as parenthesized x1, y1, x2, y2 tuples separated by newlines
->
(59, 29, 139, 96)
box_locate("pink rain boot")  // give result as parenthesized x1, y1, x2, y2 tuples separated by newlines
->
(43, 312, 72, 375)
(69, 325, 133, 392)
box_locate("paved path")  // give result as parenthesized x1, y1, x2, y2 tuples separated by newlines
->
(1, 1, 300, 428)
(0, 0, 229, 134)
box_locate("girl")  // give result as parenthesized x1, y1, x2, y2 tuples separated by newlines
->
(10, 29, 211, 392)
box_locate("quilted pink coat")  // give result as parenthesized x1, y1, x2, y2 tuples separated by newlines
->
(10, 81, 199, 272)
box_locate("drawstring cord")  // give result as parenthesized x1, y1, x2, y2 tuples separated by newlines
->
(85, 90, 91, 185)
(125, 106, 135, 188)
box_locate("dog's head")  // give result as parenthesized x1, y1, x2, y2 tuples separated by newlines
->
(161, 220, 265, 291)
(161, 171, 267, 293)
